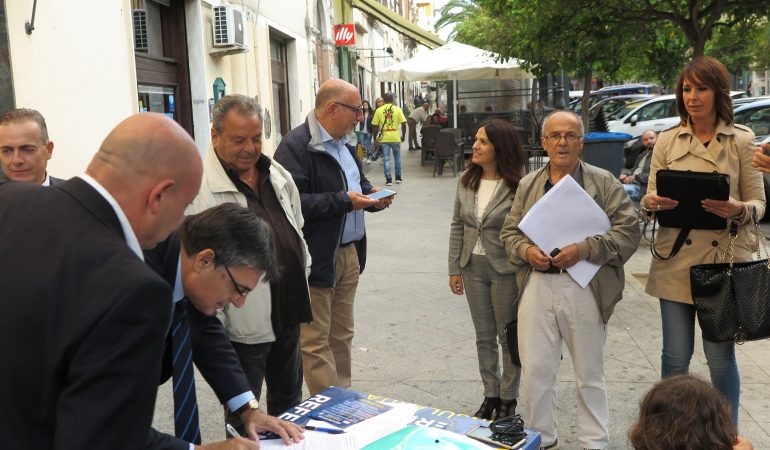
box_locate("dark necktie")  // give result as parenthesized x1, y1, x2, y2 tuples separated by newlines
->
(171, 299, 201, 444)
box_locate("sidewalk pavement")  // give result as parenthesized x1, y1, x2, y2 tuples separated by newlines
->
(153, 144, 770, 449)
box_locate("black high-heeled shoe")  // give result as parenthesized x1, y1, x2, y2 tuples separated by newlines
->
(473, 396, 500, 419)
(494, 398, 517, 420)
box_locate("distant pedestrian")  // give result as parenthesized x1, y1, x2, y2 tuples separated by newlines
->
(619, 129, 656, 201)
(358, 100, 374, 156)
(448, 119, 527, 420)
(371, 92, 407, 186)
(407, 102, 430, 150)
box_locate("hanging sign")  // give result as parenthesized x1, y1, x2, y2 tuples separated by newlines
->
(334, 24, 355, 46)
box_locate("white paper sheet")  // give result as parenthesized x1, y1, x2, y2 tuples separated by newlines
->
(345, 403, 420, 448)
(258, 431, 357, 450)
(518, 175, 611, 288)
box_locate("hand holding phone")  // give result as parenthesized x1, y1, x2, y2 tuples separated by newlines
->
(368, 189, 397, 200)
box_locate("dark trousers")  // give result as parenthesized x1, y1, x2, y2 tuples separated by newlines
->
(407, 118, 420, 149)
(225, 324, 303, 431)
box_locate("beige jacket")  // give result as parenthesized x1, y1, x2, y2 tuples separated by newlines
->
(643, 120, 765, 304)
(500, 161, 640, 323)
(448, 176, 517, 275)
(187, 145, 311, 344)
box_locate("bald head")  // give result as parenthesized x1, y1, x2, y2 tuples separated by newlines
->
(641, 129, 657, 150)
(87, 113, 203, 249)
(314, 79, 362, 140)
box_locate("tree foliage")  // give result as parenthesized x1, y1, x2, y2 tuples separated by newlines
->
(437, 0, 770, 88)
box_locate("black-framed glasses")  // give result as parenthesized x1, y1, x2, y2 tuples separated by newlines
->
(545, 132, 582, 143)
(223, 264, 250, 297)
(332, 101, 365, 115)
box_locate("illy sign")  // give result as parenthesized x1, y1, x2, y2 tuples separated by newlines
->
(334, 24, 355, 46)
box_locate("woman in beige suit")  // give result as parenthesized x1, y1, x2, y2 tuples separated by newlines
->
(448, 118, 527, 420)
(642, 56, 765, 425)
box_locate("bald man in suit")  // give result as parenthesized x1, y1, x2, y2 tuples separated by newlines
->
(0, 113, 202, 449)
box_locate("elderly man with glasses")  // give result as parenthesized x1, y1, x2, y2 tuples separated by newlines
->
(143, 203, 303, 449)
(275, 79, 394, 395)
(187, 94, 313, 428)
(500, 111, 639, 450)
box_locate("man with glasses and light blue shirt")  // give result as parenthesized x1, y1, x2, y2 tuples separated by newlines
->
(275, 79, 394, 395)
(143, 203, 303, 450)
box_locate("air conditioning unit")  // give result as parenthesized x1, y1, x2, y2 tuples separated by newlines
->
(132, 9, 148, 52)
(211, 5, 248, 55)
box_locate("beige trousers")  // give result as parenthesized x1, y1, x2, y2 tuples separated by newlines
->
(300, 244, 360, 395)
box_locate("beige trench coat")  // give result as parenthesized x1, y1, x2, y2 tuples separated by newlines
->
(643, 120, 765, 304)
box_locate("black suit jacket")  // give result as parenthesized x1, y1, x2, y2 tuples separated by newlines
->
(49, 175, 66, 186)
(143, 235, 252, 450)
(0, 178, 173, 450)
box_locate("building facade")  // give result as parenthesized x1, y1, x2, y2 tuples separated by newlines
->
(0, 0, 440, 178)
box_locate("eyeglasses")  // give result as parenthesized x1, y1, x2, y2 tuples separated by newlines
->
(545, 132, 582, 143)
(333, 101, 365, 115)
(223, 264, 250, 298)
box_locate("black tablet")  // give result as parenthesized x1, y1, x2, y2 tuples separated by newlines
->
(655, 169, 730, 230)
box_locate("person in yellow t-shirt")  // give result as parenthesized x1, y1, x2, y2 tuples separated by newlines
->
(371, 92, 407, 186)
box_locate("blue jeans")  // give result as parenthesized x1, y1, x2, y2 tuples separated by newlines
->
(381, 142, 401, 181)
(360, 133, 372, 152)
(660, 299, 740, 424)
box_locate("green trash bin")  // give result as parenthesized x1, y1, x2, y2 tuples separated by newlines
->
(581, 132, 632, 177)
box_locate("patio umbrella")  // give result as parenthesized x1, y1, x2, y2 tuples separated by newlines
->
(379, 42, 532, 125)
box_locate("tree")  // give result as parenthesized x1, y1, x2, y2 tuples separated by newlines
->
(447, 0, 635, 128)
(615, 0, 770, 57)
(434, 0, 480, 41)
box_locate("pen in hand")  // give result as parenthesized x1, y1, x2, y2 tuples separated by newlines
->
(226, 423, 241, 438)
(304, 425, 344, 434)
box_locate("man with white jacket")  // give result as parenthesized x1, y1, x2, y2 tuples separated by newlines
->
(187, 95, 311, 426)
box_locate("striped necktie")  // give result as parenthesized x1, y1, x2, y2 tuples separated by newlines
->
(171, 299, 201, 444)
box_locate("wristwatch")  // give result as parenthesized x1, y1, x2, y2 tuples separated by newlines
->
(236, 398, 259, 415)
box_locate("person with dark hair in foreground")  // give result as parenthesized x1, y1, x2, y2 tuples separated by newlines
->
(629, 374, 753, 450)
(144, 203, 303, 449)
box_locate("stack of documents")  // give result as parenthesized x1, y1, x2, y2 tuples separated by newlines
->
(518, 175, 610, 288)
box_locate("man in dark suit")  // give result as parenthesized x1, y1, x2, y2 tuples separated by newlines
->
(0, 112, 203, 449)
(144, 203, 303, 449)
(0, 108, 64, 185)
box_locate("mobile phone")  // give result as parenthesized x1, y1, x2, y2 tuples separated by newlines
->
(465, 425, 526, 449)
(549, 248, 561, 257)
(368, 189, 397, 200)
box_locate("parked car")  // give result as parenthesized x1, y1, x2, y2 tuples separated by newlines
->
(606, 95, 679, 138)
(734, 99, 770, 143)
(588, 94, 656, 117)
(734, 98, 770, 220)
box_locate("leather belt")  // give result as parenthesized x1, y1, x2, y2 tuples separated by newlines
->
(537, 266, 564, 274)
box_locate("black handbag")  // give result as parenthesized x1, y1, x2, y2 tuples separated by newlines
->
(504, 319, 521, 367)
(690, 219, 770, 344)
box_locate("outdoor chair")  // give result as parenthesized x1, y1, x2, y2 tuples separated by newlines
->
(441, 128, 467, 171)
(420, 125, 441, 166)
(433, 131, 463, 177)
